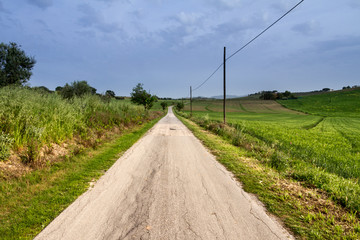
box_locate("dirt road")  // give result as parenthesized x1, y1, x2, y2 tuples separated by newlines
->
(35, 107, 293, 240)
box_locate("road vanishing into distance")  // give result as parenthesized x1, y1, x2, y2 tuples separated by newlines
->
(35, 107, 293, 240)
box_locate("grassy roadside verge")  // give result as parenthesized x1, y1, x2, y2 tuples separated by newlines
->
(0, 116, 162, 240)
(176, 113, 360, 239)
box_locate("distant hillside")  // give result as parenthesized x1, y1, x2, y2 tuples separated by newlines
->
(211, 95, 241, 99)
(278, 88, 360, 117)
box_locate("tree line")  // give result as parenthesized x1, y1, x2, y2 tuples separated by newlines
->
(259, 90, 297, 100)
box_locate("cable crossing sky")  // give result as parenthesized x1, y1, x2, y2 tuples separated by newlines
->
(192, 0, 305, 92)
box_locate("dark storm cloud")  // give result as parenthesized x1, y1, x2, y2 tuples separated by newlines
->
(27, 0, 53, 9)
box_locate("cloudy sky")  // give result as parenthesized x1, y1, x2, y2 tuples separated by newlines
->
(0, 0, 359, 98)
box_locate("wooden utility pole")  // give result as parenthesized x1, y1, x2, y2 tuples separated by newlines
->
(190, 86, 193, 117)
(223, 47, 226, 124)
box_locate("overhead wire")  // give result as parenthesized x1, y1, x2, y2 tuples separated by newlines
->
(193, 63, 223, 91)
(192, 0, 304, 92)
(226, 0, 304, 61)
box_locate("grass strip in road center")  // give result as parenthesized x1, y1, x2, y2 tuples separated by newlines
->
(0, 117, 162, 240)
(176, 114, 360, 239)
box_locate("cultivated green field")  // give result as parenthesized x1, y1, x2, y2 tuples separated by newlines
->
(182, 89, 360, 213)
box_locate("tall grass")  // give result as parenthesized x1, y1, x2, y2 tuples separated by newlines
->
(0, 86, 147, 162)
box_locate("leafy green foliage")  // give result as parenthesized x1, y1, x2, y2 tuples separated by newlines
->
(175, 102, 184, 111)
(130, 83, 157, 110)
(160, 101, 168, 111)
(0, 42, 36, 87)
(260, 90, 297, 100)
(105, 90, 115, 98)
(60, 81, 97, 99)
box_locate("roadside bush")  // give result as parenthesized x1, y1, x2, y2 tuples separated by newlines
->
(160, 102, 168, 111)
(175, 102, 184, 111)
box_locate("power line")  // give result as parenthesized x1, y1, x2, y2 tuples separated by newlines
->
(226, 0, 304, 61)
(193, 63, 223, 91)
(192, 0, 304, 92)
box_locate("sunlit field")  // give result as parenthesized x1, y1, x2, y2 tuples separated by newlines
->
(182, 89, 360, 212)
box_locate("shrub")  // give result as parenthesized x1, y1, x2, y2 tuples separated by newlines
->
(176, 102, 184, 111)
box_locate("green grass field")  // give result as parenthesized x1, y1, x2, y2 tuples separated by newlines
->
(182, 89, 360, 214)
(279, 88, 360, 117)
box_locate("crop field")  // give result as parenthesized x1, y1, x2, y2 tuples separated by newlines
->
(280, 88, 360, 117)
(183, 89, 360, 213)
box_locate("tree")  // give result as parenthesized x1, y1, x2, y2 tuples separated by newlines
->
(105, 90, 115, 98)
(130, 83, 157, 110)
(160, 101, 168, 111)
(259, 91, 276, 100)
(0, 42, 36, 87)
(55, 86, 63, 92)
(175, 102, 184, 111)
(32, 86, 51, 93)
(283, 91, 291, 98)
(60, 80, 97, 99)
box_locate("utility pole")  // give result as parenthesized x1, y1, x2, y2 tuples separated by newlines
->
(223, 46, 226, 124)
(190, 86, 193, 117)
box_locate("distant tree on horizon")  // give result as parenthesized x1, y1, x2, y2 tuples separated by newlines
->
(105, 90, 115, 98)
(60, 80, 97, 99)
(130, 83, 157, 110)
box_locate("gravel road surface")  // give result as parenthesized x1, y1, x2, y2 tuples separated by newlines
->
(35, 107, 293, 240)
